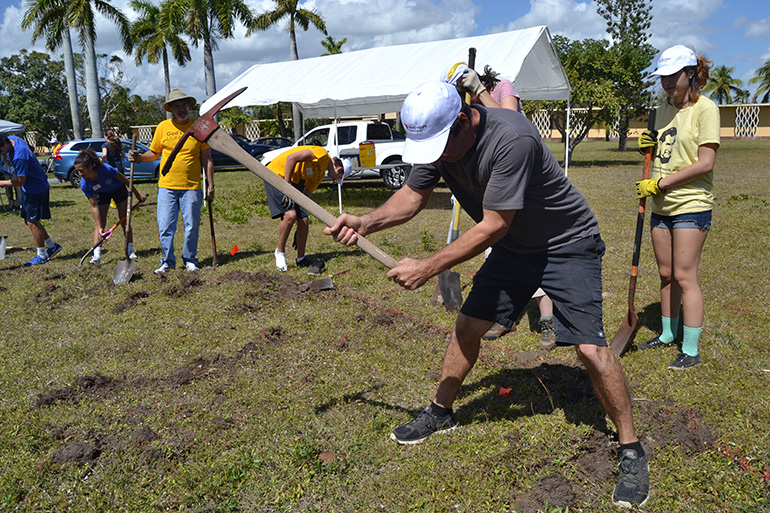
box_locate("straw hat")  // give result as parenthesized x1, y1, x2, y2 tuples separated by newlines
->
(163, 88, 197, 112)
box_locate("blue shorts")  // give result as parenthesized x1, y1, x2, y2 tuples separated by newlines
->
(20, 189, 51, 223)
(650, 210, 711, 230)
(461, 234, 607, 346)
(264, 179, 309, 220)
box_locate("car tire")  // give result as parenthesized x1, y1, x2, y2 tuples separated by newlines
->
(68, 168, 80, 188)
(381, 160, 411, 190)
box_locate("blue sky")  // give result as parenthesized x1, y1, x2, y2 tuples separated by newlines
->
(1, 0, 768, 104)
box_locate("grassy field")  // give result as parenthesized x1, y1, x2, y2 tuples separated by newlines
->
(0, 139, 768, 512)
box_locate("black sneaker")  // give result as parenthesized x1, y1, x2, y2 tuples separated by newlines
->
(637, 335, 672, 351)
(612, 448, 650, 508)
(668, 352, 702, 370)
(307, 259, 325, 276)
(390, 405, 457, 445)
(296, 257, 312, 268)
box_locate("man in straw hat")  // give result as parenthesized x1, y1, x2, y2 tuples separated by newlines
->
(324, 80, 649, 507)
(129, 88, 214, 274)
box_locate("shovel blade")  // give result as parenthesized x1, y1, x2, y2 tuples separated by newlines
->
(113, 259, 137, 285)
(298, 276, 334, 292)
(0, 236, 7, 260)
(609, 308, 639, 357)
(438, 269, 463, 311)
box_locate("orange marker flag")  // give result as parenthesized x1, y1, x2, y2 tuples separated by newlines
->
(230, 245, 239, 256)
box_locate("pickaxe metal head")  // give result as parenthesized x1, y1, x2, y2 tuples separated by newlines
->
(160, 87, 248, 176)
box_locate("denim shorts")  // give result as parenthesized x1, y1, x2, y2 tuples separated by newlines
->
(650, 210, 712, 230)
(461, 234, 607, 346)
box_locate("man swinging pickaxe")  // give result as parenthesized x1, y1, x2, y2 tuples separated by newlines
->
(160, 87, 399, 269)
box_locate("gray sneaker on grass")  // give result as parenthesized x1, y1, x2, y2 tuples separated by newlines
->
(612, 448, 650, 508)
(390, 404, 457, 445)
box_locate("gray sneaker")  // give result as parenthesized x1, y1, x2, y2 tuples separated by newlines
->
(668, 352, 702, 370)
(612, 448, 650, 508)
(637, 335, 673, 351)
(390, 405, 457, 445)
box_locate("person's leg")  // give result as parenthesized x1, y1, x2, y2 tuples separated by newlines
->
(180, 188, 203, 266)
(276, 209, 297, 254)
(434, 314, 493, 409)
(642, 225, 680, 347)
(670, 227, 709, 366)
(294, 216, 309, 260)
(91, 200, 109, 244)
(26, 219, 48, 250)
(575, 345, 637, 443)
(536, 293, 553, 317)
(156, 188, 179, 268)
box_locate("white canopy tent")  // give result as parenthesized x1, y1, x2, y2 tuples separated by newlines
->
(202, 25, 569, 117)
(0, 120, 25, 135)
(202, 25, 572, 178)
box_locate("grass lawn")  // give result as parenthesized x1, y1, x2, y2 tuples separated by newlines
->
(0, 139, 768, 512)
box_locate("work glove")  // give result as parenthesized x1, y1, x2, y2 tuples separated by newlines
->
(128, 149, 141, 163)
(458, 68, 486, 98)
(637, 129, 658, 155)
(280, 194, 294, 210)
(636, 178, 662, 199)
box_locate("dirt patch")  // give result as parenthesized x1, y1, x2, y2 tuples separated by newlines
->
(168, 353, 241, 387)
(130, 426, 159, 445)
(166, 274, 203, 297)
(51, 442, 101, 465)
(634, 398, 714, 453)
(513, 473, 575, 513)
(114, 291, 150, 313)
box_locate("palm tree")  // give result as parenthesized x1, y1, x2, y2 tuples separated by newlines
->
(734, 89, 750, 104)
(130, 0, 191, 116)
(702, 65, 744, 104)
(21, 0, 84, 139)
(749, 60, 770, 103)
(252, 0, 327, 140)
(320, 34, 346, 56)
(166, 0, 256, 100)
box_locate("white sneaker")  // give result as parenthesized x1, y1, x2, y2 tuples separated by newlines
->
(185, 262, 200, 272)
(89, 255, 101, 265)
(154, 263, 170, 275)
(129, 252, 138, 261)
(274, 250, 287, 272)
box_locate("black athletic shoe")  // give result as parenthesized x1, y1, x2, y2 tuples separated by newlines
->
(612, 448, 650, 508)
(668, 352, 702, 370)
(307, 259, 325, 276)
(390, 405, 457, 445)
(296, 257, 312, 268)
(637, 335, 672, 351)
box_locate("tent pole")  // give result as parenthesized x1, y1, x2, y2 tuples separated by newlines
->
(333, 101, 344, 214)
(564, 98, 570, 176)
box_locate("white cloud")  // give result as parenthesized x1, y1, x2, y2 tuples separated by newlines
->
(503, 0, 605, 41)
(744, 16, 770, 39)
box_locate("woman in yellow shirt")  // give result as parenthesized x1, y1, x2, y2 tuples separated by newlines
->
(635, 45, 720, 370)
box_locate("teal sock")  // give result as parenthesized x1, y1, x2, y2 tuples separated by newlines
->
(659, 316, 679, 344)
(682, 326, 702, 357)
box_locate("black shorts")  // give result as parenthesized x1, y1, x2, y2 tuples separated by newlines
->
(92, 184, 128, 206)
(264, 179, 308, 220)
(20, 189, 51, 223)
(461, 234, 607, 346)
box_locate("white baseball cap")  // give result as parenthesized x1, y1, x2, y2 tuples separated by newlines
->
(401, 81, 462, 164)
(650, 45, 697, 77)
(441, 62, 469, 85)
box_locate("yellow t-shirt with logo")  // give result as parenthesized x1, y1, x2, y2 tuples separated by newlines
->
(650, 96, 720, 216)
(266, 146, 330, 194)
(150, 118, 210, 190)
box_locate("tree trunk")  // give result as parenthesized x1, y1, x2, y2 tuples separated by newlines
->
(62, 29, 83, 139)
(617, 106, 629, 152)
(162, 48, 172, 119)
(82, 33, 103, 138)
(276, 104, 287, 138)
(203, 35, 217, 99)
(289, 28, 303, 141)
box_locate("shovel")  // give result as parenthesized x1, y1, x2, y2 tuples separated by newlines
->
(433, 196, 463, 311)
(78, 196, 146, 268)
(0, 236, 7, 260)
(609, 108, 657, 357)
(297, 269, 350, 293)
(113, 135, 139, 285)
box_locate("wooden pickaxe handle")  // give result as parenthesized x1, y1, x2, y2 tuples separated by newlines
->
(207, 130, 400, 269)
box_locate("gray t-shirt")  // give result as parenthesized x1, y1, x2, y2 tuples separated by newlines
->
(406, 106, 599, 254)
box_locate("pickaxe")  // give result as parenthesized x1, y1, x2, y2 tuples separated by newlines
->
(160, 87, 399, 269)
